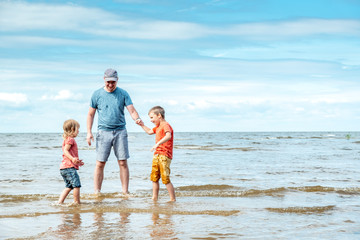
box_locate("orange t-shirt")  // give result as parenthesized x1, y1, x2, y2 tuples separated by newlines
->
(152, 122, 173, 159)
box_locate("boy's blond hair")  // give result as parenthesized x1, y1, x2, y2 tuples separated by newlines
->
(149, 106, 165, 119)
(63, 119, 80, 139)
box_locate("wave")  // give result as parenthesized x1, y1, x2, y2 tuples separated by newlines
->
(33, 146, 61, 150)
(176, 185, 360, 197)
(0, 184, 355, 219)
(30, 146, 95, 150)
(174, 145, 257, 151)
(0, 179, 33, 183)
(176, 186, 289, 197)
(176, 184, 238, 191)
(5, 144, 17, 147)
(0, 194, 56, 203)
(78, 147, 96, 150)
(289, 186, 360, 194)
(267, 136, 293, 139)
(266, 205, 336, 214)
(1, 185, 359, 204)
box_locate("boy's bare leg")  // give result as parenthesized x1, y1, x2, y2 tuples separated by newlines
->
(152, 181, 160, 201)
(118, 160, 129, 194)
(94, 161, 106, 193)
(58, 188, 72, 204)
(166, 182, 176, 201)
(73, 187, 81, 204)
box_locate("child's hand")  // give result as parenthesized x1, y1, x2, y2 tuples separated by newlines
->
(136, 118, 144, 126)
(78, 160, 85, 167)
(151, 144, 159, 152)
(72, 157, 81, 165)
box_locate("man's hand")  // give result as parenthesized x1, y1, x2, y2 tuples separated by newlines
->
(87, 132, 94, 146)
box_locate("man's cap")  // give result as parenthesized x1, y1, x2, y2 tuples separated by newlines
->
(104, 68, 118, 81)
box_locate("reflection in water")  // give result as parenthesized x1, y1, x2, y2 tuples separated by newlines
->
(117, 212, 131, 239)
(150, 213, 176, 240)
(90, 203, 131, 239)
(150, 203, 176, 239)
(93, 212, 105, 234)
(55, 212, 82, 239)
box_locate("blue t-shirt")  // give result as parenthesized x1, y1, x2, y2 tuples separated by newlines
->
(90, 87, 133, 130)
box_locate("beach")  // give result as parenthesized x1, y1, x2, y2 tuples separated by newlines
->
(1, 132, 360, 239)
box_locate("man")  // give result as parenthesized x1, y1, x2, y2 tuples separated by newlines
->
(86, 68, 142, 195)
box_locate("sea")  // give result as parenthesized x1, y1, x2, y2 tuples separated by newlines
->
(0, 132, 360, 239)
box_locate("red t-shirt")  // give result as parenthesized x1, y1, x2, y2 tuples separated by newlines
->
(152, 122, 173, 159)
(60, 137, 80, 170)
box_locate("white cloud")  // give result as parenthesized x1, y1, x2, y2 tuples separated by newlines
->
(0, 92, 28, 104)
(197, 39, 360, 65)
(1, 2, 358, 41)
(222, 19, 360, 39)
(41, 90, 83, 101)
(0, 69, 47, 82)
(0, 2, 111, 31)
(137, 79, 360, 117)
(0, 1, 208, 40)
(84, 21, 207, 40)
(187, 99, 213, 110)
(167, 100, 178, 105)
(0, 36, 84, 48)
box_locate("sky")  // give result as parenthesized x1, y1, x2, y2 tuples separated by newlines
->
(0, 0, 360, 133)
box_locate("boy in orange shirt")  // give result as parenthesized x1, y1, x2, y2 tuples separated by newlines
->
(139, 106, 176, 201)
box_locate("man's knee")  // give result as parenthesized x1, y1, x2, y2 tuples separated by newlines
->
(118, 160, 128, 168)
(95, 161, 106, 169)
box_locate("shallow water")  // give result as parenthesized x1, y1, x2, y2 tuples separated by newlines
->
(1, 132, 360, 239)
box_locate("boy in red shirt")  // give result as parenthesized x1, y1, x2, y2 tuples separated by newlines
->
(139, 106, 176, 201)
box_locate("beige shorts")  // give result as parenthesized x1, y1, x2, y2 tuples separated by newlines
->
(150, 154, 172, 184)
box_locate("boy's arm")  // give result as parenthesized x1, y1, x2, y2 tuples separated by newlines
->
(141, 124, 155, 135)
(151, 131, 171, 152)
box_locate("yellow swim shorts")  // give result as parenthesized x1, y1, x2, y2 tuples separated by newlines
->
(150, 154, 172, 184)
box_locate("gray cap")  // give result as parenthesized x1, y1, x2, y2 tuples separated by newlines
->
(104, 68, 118, 81)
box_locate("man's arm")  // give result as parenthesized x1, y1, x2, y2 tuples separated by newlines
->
(126, 104, 143, 125)
(86, 107, 96, 146)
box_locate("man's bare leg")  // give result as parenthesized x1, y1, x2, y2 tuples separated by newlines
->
(118, 159, 129, 194)
(94, 161, 106, 193)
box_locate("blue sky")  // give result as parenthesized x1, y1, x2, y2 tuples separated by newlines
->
(0, 0, 359, 132)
